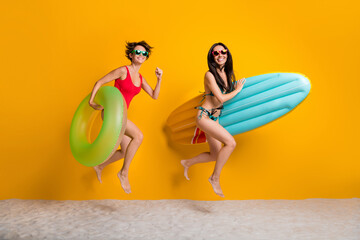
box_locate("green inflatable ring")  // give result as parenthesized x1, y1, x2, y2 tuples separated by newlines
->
(70, 86, 127, 167)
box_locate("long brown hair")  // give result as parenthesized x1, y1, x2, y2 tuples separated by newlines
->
(207, 42, 236, 93)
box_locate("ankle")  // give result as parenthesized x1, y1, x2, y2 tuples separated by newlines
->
(182, 160, 192, 167)
(95, 165, 103, 171)
(119, 170, 128, 177)
(210, 175, 220, 182)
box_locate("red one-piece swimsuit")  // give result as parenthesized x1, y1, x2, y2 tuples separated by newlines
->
(114, 66, 143, 109)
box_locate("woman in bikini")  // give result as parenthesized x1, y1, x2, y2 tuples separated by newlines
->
(181, 42, 246, 197)
(89, 41, 163, 194)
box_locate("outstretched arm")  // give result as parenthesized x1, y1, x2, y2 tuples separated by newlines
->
(142, 67, 163, 100)
(89, 67, 126, 109)
(205, 72, 246, 104)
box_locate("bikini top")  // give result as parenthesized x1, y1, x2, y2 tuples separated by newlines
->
(199, 88, 225, 103)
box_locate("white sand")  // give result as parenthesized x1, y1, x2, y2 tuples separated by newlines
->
(0, 199, 359, 240)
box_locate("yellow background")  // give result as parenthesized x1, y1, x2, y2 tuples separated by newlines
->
(1, 0, 359, 200)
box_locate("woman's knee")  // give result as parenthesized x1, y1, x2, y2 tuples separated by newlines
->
(225, 137, 236, 149)
(133, 131, 144, 145)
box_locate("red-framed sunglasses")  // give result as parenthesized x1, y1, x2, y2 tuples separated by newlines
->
(212, 49, 228, 56)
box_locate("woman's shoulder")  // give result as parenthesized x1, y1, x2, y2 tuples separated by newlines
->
(205, 71, 213, 77)
(113, 66, 128, 80)
(204, 71, 215, 82)
(116, 66, 128, 74)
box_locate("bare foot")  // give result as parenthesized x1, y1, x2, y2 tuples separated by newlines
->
(180, 160, 190, 180)
(208, 177, 225, 198)
(117, 171, 131, 194)
(93, 166, 103, 184)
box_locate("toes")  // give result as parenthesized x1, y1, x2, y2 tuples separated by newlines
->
(184, 172, 190, 181)
(181, 160, 190, 180)
(208, 178, 224, 197)
(94, 167, 102, 183)
(118, 172, 131, 194)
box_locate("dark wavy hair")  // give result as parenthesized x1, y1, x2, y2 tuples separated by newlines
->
(207, 42, 236, 93)
(125, 41, 153, 61)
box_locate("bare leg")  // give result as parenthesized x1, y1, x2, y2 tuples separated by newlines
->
(93, 135, 131, 183)
(117, 119, 143, 194)
(196, 116, 236, 197)
(181, 133, 221, 180)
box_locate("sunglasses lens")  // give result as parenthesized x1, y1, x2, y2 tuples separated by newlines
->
(213, 51, 219, 56)
(221, 50, 227, 55)
(134, 50, 141, 55)
(142, 52, 148, 57)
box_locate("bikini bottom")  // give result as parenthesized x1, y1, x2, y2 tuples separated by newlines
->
(195, 106, 223, 121)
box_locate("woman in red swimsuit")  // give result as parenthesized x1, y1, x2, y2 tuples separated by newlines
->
(88, 41, 163, 194)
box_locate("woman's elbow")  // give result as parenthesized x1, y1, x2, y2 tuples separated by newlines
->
(95, 80, 103, 87)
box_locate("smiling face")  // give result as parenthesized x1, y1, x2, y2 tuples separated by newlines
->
(212, 45, 228, 68)
(129, 45, 148, 64)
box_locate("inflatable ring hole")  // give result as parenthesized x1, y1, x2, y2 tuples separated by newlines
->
(87, 110, 102, 144)
(87, 111, 122, 150)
